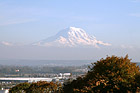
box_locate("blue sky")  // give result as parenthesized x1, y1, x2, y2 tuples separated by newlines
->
(0, 0, 140, 61)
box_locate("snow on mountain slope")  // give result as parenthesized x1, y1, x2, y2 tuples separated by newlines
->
(33, 27, 111, 48)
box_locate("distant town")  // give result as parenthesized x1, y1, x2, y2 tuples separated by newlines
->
(0, 63, 89, 93)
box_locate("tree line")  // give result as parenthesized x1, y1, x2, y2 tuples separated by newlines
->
(0, 65, 87, 77)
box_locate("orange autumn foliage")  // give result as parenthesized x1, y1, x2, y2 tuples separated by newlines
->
(63, 55, 140, 93)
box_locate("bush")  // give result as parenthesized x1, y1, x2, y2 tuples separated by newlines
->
(9, 82, 30, 93)
(9, 81, 62, 93)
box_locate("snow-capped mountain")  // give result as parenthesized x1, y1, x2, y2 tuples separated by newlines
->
(33, 27, 111, 48)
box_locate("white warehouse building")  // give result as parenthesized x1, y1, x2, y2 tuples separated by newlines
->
(0, 78, 52, 83)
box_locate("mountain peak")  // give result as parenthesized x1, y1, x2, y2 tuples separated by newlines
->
(33, 27, 111, 48)
(69, 27, 83, 31)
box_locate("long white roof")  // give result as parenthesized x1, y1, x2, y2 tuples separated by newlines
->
(0, 78, 52, 82)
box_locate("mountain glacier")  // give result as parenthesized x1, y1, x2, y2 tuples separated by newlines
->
(33, 27, 111, 48)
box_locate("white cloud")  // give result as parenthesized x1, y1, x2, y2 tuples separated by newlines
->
(96, 40, 111, 46)
(1, 41, 13, 46)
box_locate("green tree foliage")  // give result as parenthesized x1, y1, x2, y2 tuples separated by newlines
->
(9, 81, 62, 93)
(9, 82, 30, 93)
(135, 72, 140, 87)
(27, 81, 62, 93)
(63, 55, 140, 93)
